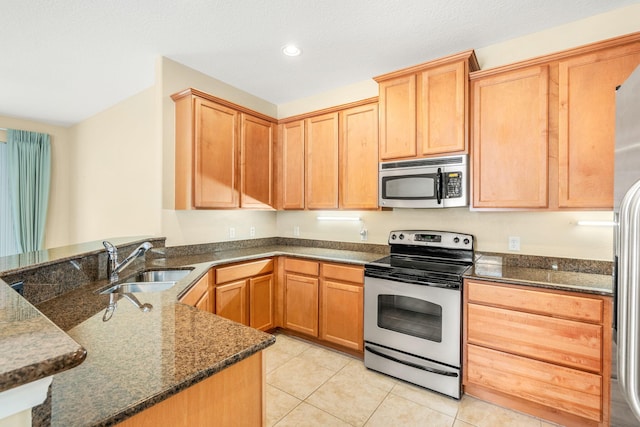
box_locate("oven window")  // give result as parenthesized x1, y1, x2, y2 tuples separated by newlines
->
(377, 294, 442, 342)
(382, 175, 436, 199)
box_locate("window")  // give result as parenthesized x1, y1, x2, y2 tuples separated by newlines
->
(0, 142, 19, 257)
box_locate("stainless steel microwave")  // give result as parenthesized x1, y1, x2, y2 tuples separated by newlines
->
(378, 155, 468, 208)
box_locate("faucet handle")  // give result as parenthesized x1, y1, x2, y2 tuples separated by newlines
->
(103, 241, 117, 254)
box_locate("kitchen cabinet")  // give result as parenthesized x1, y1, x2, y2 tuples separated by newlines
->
(463, 278, 612, 427)
(171, 88, 276, 210)
(277, 99, 379, 210)
(179, 271, 212, 312)
(306, 113, 339, 209)
(471, 65, 550, 208)
(214, 258, 274, 331)
(282, 257, 364, 353)
(320, 263, 363, 351)
(375, 50, 478, 160)
(116, 352, 265, 427)
(283, 258, 320, 336)
(470, 33, 640, 210)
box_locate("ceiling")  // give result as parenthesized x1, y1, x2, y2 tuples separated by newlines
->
(1, 0, 637, 127)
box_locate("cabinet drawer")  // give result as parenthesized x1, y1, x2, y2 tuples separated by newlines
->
(466, 344, 602, 422)
(215, 258, 273, 284)
(284, 258, 319, 276)
(466, 279, 604, 323)
(467, 303, 602, 373)
(322, 263, 363, 284)
(180, 273, 210, 307)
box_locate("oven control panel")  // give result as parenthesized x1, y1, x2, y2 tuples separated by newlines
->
(388, 230, 473, 250)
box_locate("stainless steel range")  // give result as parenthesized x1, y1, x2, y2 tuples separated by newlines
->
(364, 230, 474, 399)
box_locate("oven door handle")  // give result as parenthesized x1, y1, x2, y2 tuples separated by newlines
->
(365, 345, 458, 377)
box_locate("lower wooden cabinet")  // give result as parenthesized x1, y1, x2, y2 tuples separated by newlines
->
(463, 278, 612, 427)
(214, 258, 274, 331)
(179, 270, 212, 312)
(282, 257, 364, 353)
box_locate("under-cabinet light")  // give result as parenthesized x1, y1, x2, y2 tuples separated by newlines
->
(576, 220, 616, 227)
(316, 216, 361, 222)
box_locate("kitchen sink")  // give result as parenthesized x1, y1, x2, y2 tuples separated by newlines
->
(100, 281, 176, 294)
(125, 268, 193, 283)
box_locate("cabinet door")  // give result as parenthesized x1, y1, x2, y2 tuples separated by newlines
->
(418, 61, 467, 155)
(306, 113, 339, 209)
(241, 114, 274, 208)
(193, 97, 239, 208)
(215, 280, 248, 325)
(320, 279, 363, 351)
(249, 274, 274, 331)
(558, 46, 640, 208)
(378, 75, 417, 160)
(472, 66, 549, 208)
(339, 103, 379, 209)
(179, 272, 211, 312)
(284, 273, 319, 337)
(280, 120, 306, 209)
(195, 291, 211, 312)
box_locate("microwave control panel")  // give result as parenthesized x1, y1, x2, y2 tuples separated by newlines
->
(444, 172, 463, 198)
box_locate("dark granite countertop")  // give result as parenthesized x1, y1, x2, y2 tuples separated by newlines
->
(0, 236, 615, 426)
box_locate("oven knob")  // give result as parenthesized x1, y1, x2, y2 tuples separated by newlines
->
(464, 238, 470, 245)
(398, 233, 405, 240)
(391, 234, 397, 240)
(453, 237, 460, 243)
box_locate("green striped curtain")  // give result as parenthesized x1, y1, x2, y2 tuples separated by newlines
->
(7, 129, 51, 253)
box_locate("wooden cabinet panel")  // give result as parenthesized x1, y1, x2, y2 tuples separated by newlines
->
(467, 303, 602, 372)
(250, 274, 274, 331)
(378, 75, 417, 160)
(283, 258, 319, 276)
(339, 104, 379, 209)
(284, 273, 319, 336)
(215, 280, 248, 325)
(467, 345, 602, 422)
(280, 120, 305, 209)
(418, 60, 467, 155)
(306, 113, 339, 209)
(216, 259, 274, 284)
(240, 114, 273, 208)
(179, 272, 211, 312)
(558, 46, 640, 208)
(466, 280, 604, 323)
(193, 97, 239, 208)
(320, 279, 363, 351)
(472, 65, 549, 208)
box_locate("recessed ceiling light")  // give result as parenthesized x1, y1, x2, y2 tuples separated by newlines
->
(282, 44, 302, 57)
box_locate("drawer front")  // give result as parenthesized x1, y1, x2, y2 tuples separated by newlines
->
(284, 257, 319, 276)
(322, 263, 363, 284)
(466, 279, 604, 323)
(466, 344, 602, 422)
(216, 258, 273, 284)
(467, 303, 602, 373)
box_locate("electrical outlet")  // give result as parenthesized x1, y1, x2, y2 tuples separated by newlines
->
(293, 225, 300, 237)
(250, 226, 255, 237)
(229, 227, 236, 239)
(508, 236, 520, 251)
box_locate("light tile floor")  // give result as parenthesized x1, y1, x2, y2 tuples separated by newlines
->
(265, 333, 558, 427)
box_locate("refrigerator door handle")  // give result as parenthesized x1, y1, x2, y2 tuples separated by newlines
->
(617, 178, 640, 421)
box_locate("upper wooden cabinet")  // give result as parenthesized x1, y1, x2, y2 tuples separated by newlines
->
(171, 88, 276, 210)
(277, 99, 379, 210)
(471, 65, 550, 208)
(375, 50, 479, 161)
(470, 33, 640, 210)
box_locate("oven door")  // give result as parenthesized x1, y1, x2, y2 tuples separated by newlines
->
(364, 276, 461, 368)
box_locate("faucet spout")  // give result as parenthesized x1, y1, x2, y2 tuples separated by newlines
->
(103, 241, 153, 282)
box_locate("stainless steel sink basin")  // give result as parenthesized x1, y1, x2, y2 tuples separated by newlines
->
(126, 269, 192, 283)
(100, 281, 176, 294)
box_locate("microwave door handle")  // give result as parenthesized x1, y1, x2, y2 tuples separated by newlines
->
(436, 168, 443, 204)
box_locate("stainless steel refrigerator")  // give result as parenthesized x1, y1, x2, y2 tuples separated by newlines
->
(614, 63, 640, 426)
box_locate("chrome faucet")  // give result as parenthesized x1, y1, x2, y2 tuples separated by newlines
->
(103, 241, 153, 282)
